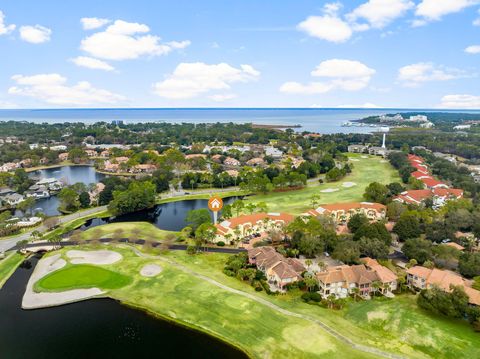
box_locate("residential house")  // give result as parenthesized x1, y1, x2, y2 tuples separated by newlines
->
(407, 266, 480, 306)
(225, 169, 239, 178)
(215, 212, 294, 243)
(224, 157, 241, 167)
(25, 184, 50, 199)
(84, 149, 97, 157)
(58, 152, 69, 161)
(114, 156, 129, 164)
(2, 193, 25, 206)
(103, 161, 120, 173)
(304, 202, 386, 224)
(0, 162, 20, 172)
(185, 154, 207, 160)
(248, 247, 305, 291)
(316, 259, 397, 299)
(130, 164, 157, 173)
(394, 188, 463, 207)
(264, 146, 283, 159)
(99, 150, 110, 158)
(246, 157, 265, 167)
(347, 144, 367, 153)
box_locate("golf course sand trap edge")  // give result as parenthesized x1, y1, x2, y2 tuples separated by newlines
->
(140, 264, 162, 277)
(66, 250, 122, 265)
(320, 188, 339, 193)
(22, 254, 105, 309)
(342, 182, 357, 188)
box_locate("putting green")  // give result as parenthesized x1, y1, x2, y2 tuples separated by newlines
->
(36, 264, 132, 292)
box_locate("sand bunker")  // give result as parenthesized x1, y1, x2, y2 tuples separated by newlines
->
(22, 254, 104, 309)
(380, 160, 387, 163)
(66, 250, 122, 265)
(320, 188, 339, 193)
(350, 159, 360, 162)
(140, 264, 162, 277)
(361, 155, 368, 158)
(342, 182, 357, 188)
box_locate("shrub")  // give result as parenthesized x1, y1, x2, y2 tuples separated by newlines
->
(217, 241, 225, 247)
(186, 245, 197, 255)
(301, 292, 322, 303)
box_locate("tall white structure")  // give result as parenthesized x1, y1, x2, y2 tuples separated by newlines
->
(381, 133, 386, 148)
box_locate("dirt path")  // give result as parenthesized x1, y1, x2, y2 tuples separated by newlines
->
(128, 246, 404, 359)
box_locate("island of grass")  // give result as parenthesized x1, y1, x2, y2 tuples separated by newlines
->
(30, 244, 480, 359)
(36, 264, 131, 292)
(76, 222, 179, 242)
(244, 153, 400, 214)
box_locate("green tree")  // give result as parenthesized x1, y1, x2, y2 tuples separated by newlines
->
(332, 239, 360, 264)
(108, 181, 156, 215)
(78, 191, 90, 208)
(347, 213, 369, 233)
(58, 187, 80, 212)
(393, 213, 421, 241)
(402, 238, 433, 264)
(363, 182, 389, 204)
(17, 196, 35, 215)
(186, 209, 211, 231)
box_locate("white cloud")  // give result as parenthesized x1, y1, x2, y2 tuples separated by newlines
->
(465, 45, 480, 54)
(71, 56, 115, 71)
(8, 73, 125, 106)
(398, 62, 465, 86)
(474, 10, 480, 25)
(439, 94, 480, 108)
(0, 10, 15, 35)
(153, 62, 260, 100)
(80, 20, 190, 61)
(297, 3, 352, 43)
(347, 0, 414, 29)
(19, 25, 51, 44)
(297, 14, 352, 43)
(415, 0, 480, 22)
(280, 59, 375, 94)
(81, 17, 111, 30)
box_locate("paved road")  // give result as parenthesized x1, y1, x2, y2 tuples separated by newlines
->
(0, 206, 108, 253)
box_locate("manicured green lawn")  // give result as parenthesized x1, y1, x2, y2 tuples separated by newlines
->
(0, 252, 24, 289)
(36, 264, 131, 292)
(77, 222, 179, 241)
(34, 245, 479, 359)
(244, 153, 400, 214)
(165, 251, 480, 359)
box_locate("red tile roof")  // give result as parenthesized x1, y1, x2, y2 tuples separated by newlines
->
(420, 177, 447, 188)
(216, 212, 294, 234)
(307, 202, 386, 216)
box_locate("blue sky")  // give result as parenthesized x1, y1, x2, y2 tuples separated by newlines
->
(0, 0, 479, 109)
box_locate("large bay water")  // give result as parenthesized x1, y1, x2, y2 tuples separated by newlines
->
(0, 255, 247, 359)
(3, 108, 479, 134)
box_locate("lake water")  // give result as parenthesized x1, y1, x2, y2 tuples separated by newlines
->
(3, 108, 479, 134)
(26, 166, 105, 216)
(0, 255, 247, 359)
(80, 197, 236, 232)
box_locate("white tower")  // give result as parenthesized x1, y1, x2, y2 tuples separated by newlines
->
(381, 133, 386, 149)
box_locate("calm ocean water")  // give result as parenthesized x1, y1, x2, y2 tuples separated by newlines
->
(0, 108, 479, 134)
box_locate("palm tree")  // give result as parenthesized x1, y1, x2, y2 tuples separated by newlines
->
(327, 294, 336, 309)
(351, 287, 360, 301)
(305, 259, 313, 271)
(371, 281, 382, 297)
(30, 230, 42, 242)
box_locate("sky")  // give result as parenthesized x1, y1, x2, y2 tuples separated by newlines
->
(0, 0, 479, 109)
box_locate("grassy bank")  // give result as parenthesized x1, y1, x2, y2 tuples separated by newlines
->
(77, 222, 179, 241)
(34, 246, 375, 358)
(32, 244, 480, 358)
(0, 252, 25, 289)
(244, 153, 400, 214)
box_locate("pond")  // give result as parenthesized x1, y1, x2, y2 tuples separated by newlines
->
(0, 255, 247, 359)
(79, 198, 236, 232)
(26, 166, 106, 216)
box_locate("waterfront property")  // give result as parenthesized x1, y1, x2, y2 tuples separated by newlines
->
(248, 246, 305, 292)
(304, 202, 386, 224)
(406, 266, 480, 306)
(214, 212, 294, 243)
(316, 258, 397, 299)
